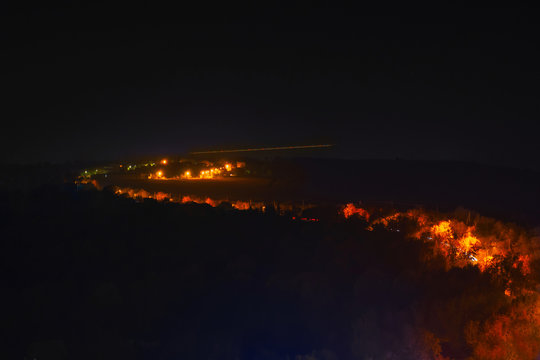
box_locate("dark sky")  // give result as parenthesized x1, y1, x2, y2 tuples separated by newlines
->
(2, 3, 540, 169)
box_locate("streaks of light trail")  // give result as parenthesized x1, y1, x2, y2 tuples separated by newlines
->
(190, 144, 333, 154)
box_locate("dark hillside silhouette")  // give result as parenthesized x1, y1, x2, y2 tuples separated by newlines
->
(1, 179, 538, 359)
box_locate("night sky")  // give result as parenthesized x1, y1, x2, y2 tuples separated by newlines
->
(2, 4, 539, 169)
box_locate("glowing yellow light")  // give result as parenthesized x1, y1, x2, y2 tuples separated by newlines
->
(157, 170, 163, 177)
(161, 159, 168, 165)
(224, 163, 232, 171)
(185, 171, 191, 178)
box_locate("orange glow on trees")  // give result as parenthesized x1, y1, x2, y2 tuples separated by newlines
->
(341, 206, 538, 278)
(459, 231, 480, 253)
(342, 203, 370, 221)
(465, 295, 540, 359)
(113, 186, 265, 211)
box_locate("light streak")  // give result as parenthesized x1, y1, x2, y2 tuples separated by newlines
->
(190, 144, 333, 154)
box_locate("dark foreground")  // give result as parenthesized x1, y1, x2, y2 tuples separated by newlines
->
(2, 185, 537, 359)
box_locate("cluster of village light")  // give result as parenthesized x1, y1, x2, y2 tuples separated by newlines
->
(80, 158, 239, 180)
(148, 159, 235, 180)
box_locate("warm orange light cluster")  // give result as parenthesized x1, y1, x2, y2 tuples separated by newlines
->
(181, 170, 192, 179)
(199, 167, 222, 179)
(459, 231, 480, 253)
(143, 161, 235, 181)
(147, 170, 167, 179)
(147, 166, 228, 180)
(431, 220, 454, 240)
